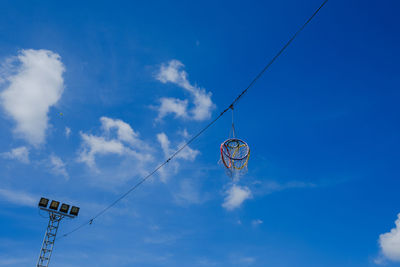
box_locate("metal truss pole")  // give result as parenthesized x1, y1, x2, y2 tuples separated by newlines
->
(36, 212, 63, 267)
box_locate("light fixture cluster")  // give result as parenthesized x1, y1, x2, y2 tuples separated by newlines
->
(38, 197, 80, 217)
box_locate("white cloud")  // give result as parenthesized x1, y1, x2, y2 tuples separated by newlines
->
(220, 180, 315, 214)
(239, 257, 256, 265)
(0, 49, 65, 146)
(49, 154, 68, 179)
(173, 179, 207, 206)
(157, 97, 189, 120)
(179, 128, 190, 139)
(156, 132, 199, 182)
(0, 188, 36, 207)
(100, 117, 140, 145)
(377, 213, 400, 262)
(252, 180, 316, 196)
(78, 132, 126, 168)
(158, 129, 192, 182)
(176, 141, 199, 161)
(222, 184, 252, 211)
(251, 219, 263, 226)
(0, 256, 30, 266)
(78, 117, 153, 171)
(157, 60, 190, 87)
(157, 132, 170, 158)
(374, 257, 385, 265)
(191, 88, 215, 121)
(156, 60, 215, 121)
(157, 132, 199, 161)
(65, 127, 71, 138)
(2, 146, 29, 163)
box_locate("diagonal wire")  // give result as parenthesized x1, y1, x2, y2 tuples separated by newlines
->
(60, 0, 328, 239)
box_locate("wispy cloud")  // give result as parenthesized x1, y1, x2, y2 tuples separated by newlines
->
(100, 117, 141, 146)
(65, 127, 71, 138)
(252, 180, 316, 196)
(143, 234, 179, 245)
(376, 213, 400, 263)
(49, 154, 68, 179)
(173, 179, 208, 206)
(220, 179, 315, 211)
(0, 188, 36, 207)
(78, 117, 153, 173)
(0, 49, 65, 146)
(155, 60, 215, 121)
(0, 256, 31, 266)
(251, 219, 263, 227)
(78, 133, 126, 168)
(157, 132, 199, 161)
(157, 132, 171, 158)
(222, 184, 252, 211)
(156, 132, 199, 182)
(239, 257, 256, 265)
(1, 146, 29, 163)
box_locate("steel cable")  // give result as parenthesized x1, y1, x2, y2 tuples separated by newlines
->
(60, 0, 328, 239)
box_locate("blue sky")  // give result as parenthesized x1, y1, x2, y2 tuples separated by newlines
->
(0, 0, 400, 266)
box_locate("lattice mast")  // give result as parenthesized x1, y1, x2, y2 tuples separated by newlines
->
(36, 198, 80, 267)
(37, 213, 63, 267)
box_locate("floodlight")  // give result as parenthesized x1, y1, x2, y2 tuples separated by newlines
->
(59, 203, 70, 213)
(37, 197, 79, 266)
(49, 200, 60, 210)
(70, 206, 80, 216)
(38, 197, 49, 208)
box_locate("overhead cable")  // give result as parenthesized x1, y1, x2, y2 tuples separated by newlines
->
(60, 0, 328, 239)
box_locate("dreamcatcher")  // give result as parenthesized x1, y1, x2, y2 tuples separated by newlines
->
(220, 106, 250, 179)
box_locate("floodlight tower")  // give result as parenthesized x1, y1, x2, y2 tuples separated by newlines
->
(37, 197, 80, 267)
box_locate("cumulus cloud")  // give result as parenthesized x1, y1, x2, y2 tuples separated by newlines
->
(0, 188, 36, 207)
(156, 60, 215, 121)
(0, 49, 65, 146)
(377, 213, 400, 263)
(219, 180, 315, 212)
(100, 117, 140, 145)
(78, 117, 152, 170)
(49, 154, 68, 179)
(222, 184, 252, 211)
(157, 97, 189, 120)
(2, 146, 29, 163)
(78, 132, 127, 168)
